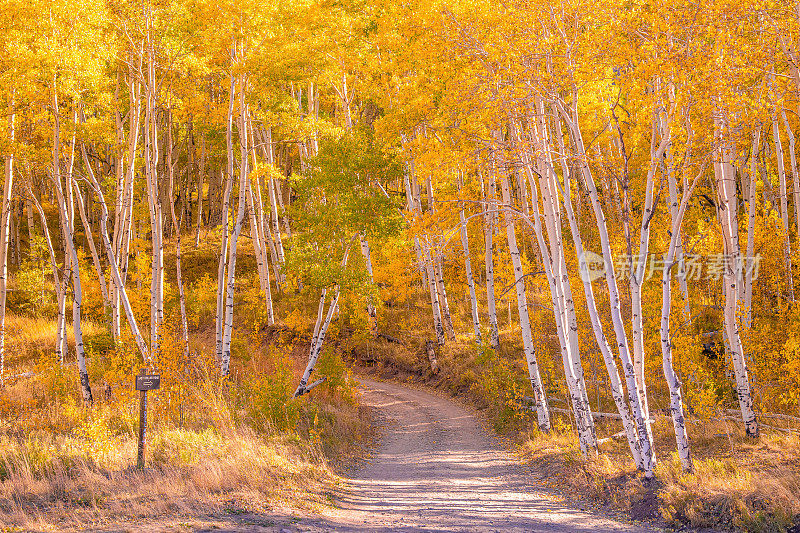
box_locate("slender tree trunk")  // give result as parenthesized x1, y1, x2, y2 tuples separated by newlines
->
(220, 72, 251, 377)
(772, 110, 795, 299)
(782, 111, 800, 252)
(167, 110, 190, 359)
(458, 174, 481, 343)
(195, 135, 206, 248)
(629, 107, 671, 458)
(51, 87, 91, 404)
(294, 240, 354, 397)
(434, 257, 456, 342)
(660, 163, 703, 473)
(714, 114, 759, 438)
(744, 129, 761, 328)
(481, 172, 500, 350)
(74, 184, 109, 315)
(0, 99, 14, 384)
(496, 140, 550, 432)
(360, 236, 378, 337)
(215, 72, 236, 365)
(513, 114, 596, 452)
(81, 142, 150, 363)
(556, 99, 655, 476)
(246, 181, 274, 325)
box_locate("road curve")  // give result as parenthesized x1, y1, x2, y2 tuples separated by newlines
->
(309, 376, 656, 533)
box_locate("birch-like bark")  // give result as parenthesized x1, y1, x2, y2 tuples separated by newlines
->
(255, 126, 285, 287)
(772, 110, 795, 299)
(360, 236, 378, 337)
(220, 73, 251, 377)
(555, 99, 655, 476)
(481, 171, 500, 350)
(458, 174, 481, 343)
(215, 71, 236, 364)
(111, 65, 141, 340)
(426, 177, 456, 342)
(74, 184, 108, 314)
(660, 163, 704, 473)
(51, 89, 91, 404)
(782, 110, 800, 250)
(403, 161, 427, 285)
(630, 106, 672, 454)
(143, 25, 164, 359)
(714, 114, 759, 437)
(496, 141, 550, 431)
(246, 181, 274, 325)
(0, 100, 13, 384)
(744, 129, 762, 327)
(423, 238, 446, 345)
(293, 241, 354, 397)
(434, 257, 456, 342)
(195, 135, 206, 248)
(513, 114, 596, 452)
(81, 143, 150, 363)
(167, 111, 190, 359)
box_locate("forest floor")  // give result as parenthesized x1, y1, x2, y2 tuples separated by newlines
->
(177, 376, 658, 533)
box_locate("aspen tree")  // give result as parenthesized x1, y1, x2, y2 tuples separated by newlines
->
(494, 134, 550, 431)
(294, 237, 356, 397)
(220, 71, 252, 377)
(660, 155, 705, 473)
(554, 99, 656, 476)
(481, 171, 500, 350)
(457, 172, 481, 343)
(771, 105, 795, 299)
(215, 71, 236, 366)
(744, 129, 762, 327)
(713, 113, 759, 438)
(51, 88, 92, 404)
(167, 110, 189, 359)
(0, 100, 13, 383)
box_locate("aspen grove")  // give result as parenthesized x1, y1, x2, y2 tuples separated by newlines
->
(4, 0, 800, 510)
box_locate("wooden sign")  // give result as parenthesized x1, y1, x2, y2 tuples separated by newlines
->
(135, 374, 161, 391)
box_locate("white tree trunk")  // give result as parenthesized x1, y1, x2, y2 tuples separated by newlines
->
(514, 113, 596, 452)
(782, 110, 800, 251)
(556, 100, 655, 476)
(294, 241, 354, 397)
(660, 164, 704, 473)
(629, 108, 671, 457)
(0, 100, 13, 384)
(220, 74, 252, 377)
(74, 185, 109, 315)
(458, 179, 481, 343)
(167, 111, 190, 359)
(360, 236, 378, 336)
(246, 180, 275, 326)
(51, 87, 92, 404)
(481, 172, 500, 350)
(423, 238, 446, 345)
(744, 129, 761, 328)
(496, 145, 550, 431)
(714, 114, 759, 437)
(216, 72, 236, 364)
(434, 257, 457, 342)
(81, 143, 150, 362)
(772, 111, 795, 299)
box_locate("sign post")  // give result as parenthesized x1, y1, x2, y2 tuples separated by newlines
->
(135, 369, 160, 469)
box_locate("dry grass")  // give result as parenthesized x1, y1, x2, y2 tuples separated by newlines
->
(518, 416, 800, 532)
(0, 305, 369, 532)
(3, 315, 110, 370)
(0, 427, 334, 531)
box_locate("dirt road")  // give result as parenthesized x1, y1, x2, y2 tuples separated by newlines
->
(295, 376, 657, 532)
